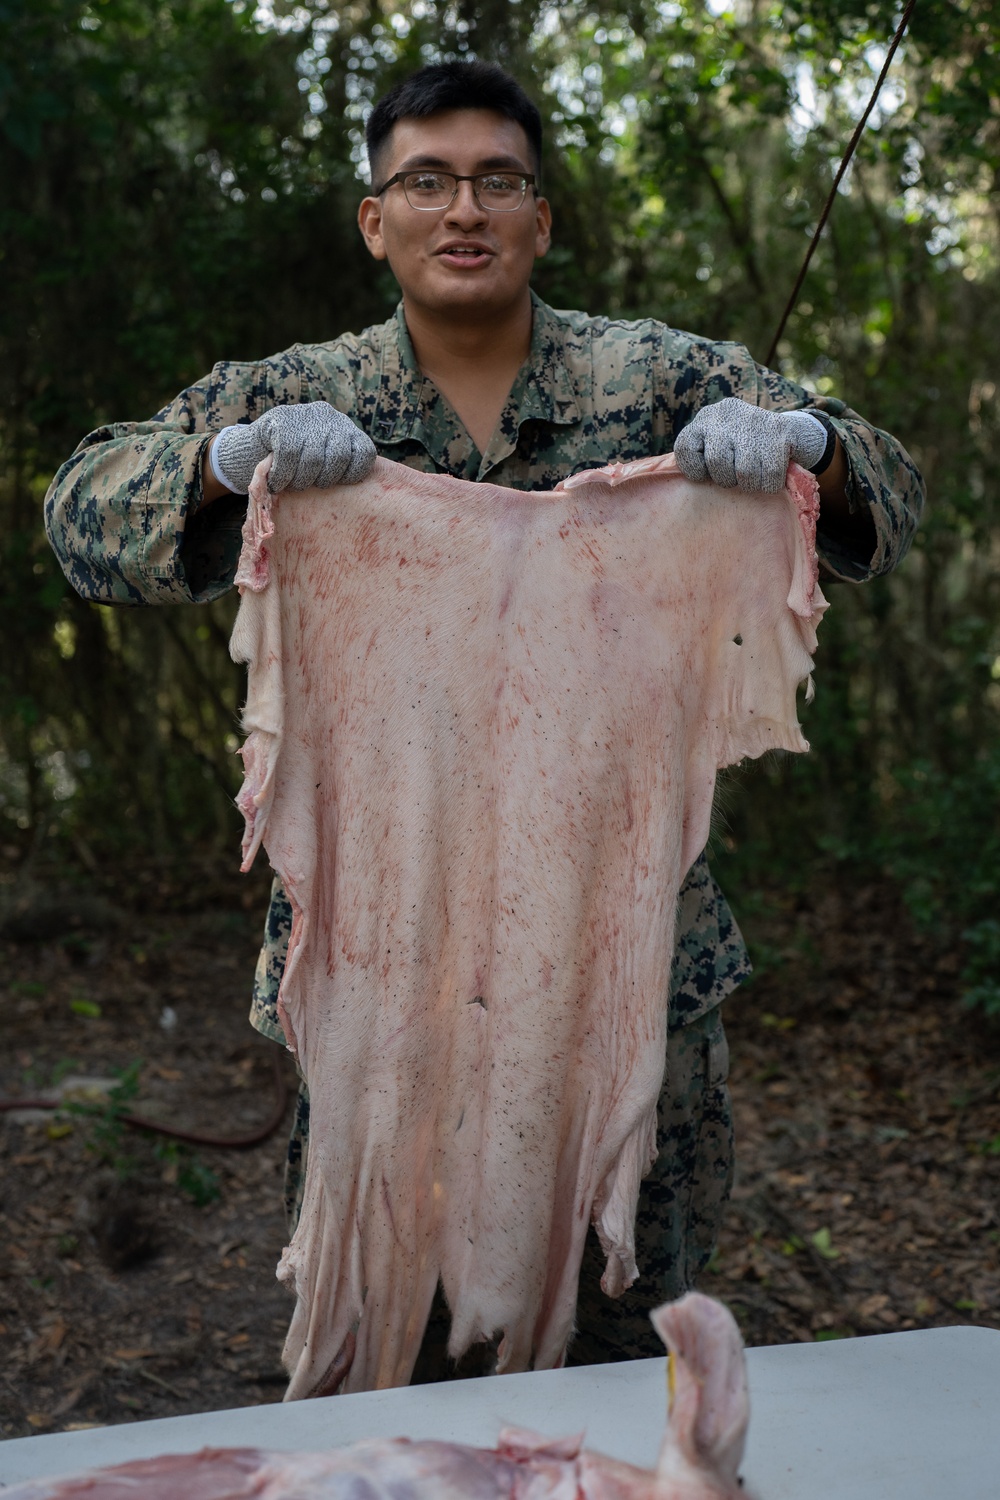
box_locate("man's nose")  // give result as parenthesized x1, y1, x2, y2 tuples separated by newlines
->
(444, 180, 488, 228)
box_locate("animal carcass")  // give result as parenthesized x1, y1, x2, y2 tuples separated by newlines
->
(230, 453, 825, 1397)
(0, 1292, 752, 1499)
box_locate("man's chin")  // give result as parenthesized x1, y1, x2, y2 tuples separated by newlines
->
(415, 276, 523, 321)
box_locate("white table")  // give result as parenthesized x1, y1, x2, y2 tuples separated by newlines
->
(2, 1326, 998, 1497)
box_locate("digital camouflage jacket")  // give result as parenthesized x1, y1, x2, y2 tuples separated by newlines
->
(45, 293, 924, 1039)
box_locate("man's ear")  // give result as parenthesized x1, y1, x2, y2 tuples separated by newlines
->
(534, 195, 552, 260)
(358, 196, 387, 261)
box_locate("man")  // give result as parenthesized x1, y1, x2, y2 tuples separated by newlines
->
(46, 60, 923, 1368)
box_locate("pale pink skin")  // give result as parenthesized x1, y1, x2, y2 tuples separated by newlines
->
(228, 455, 825, 1399)
(3, 1293, 751, 1500)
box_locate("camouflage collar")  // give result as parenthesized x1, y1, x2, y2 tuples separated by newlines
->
(518, 291, 587, 425)
(371, 292, 585, 470)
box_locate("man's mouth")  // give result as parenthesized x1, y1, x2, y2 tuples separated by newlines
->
(436, 243, 494, 268)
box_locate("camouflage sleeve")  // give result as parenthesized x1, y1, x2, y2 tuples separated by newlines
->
(43, 355, 308, 606)
(753, 363, 924, 584)
(668, 852, 751, 1032)
(250, 875, 293, 1047)
(658, 332, 924, 584)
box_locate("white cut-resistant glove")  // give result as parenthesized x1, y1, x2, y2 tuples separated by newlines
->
(674, 397, 830, 492)
(211, 401, 377, 494)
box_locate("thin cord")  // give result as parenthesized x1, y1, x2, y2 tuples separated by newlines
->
(0, 1051, 289, 1150)
(765, 0, 918, 367)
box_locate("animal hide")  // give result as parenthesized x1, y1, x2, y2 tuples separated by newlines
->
(229, 453, 826, 1397)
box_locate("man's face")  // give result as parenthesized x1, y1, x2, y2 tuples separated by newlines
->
(357, 109, 551, 321)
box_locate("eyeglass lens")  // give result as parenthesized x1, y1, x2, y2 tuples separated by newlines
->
(402, 171, 529, 211)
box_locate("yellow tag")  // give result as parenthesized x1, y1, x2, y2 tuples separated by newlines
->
(667, 1348, 676, 1409)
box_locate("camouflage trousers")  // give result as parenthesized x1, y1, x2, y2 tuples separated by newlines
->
(280, 1003, 733, 1369)
(567, 1005, 733, 1364)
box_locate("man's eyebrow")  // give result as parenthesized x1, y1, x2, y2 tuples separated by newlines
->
(395, 153, 531, 172)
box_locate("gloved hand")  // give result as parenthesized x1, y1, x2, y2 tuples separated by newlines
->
(212, 402, 377, 494)
(674, 398, 830, 492)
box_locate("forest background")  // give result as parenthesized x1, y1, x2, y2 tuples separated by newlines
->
(1, 0, 998, 1010)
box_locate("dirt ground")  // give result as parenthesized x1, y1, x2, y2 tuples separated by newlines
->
(1, 853, 998, 1442)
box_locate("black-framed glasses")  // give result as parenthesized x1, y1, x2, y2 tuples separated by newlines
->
(376, 170, 537, 212)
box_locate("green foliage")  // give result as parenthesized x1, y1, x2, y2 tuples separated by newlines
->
(1, 1, 999, 1008)
(67, 1058, 143, 1177)
(781, 1226, 840, 1259)
(154, 1139, 222, 1206)
(810, 1226, 840, 1260)
(64, 1058, 220, 1201)
(69, 997, 102, 1018)
(961, 922, 1000, 1020)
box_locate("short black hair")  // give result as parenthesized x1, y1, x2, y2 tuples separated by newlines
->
(366, 61, 543, 191)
